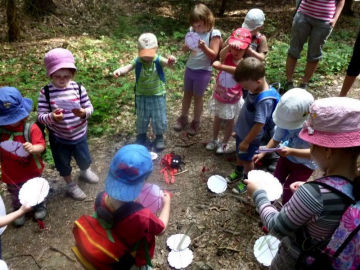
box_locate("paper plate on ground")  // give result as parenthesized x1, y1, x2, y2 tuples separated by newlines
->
(185, 32, 200, 50)
(0, 140, 29, 157)
(207, 175, 227, 194)
(247, 170, 283, 201)
(167, 234, 191, 251)
(168, 248, 193, 269)
(18, 177, 50, 207)
(253, 235, 280, 267)
(138, 183, 163, 214)
(218, 71, 237, 89)
(0, 196, 7, 235)
(150, 152, 158, 160)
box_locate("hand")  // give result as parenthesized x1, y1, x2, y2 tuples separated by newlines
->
(276, 146, 292, 157)
(162, 191, 171, 206)
(238, 140, 249, 153)
(72, 108, 86, 118)
(253, 152, 266, 164)
(290, 181, 305, 193)
(113, 67, 126, 78)
(329, 18, 337, 27)
(198, 39, 206, 51)
(167, 56, 177, 66)
(23, 142, 35, 154)
(212, 61, 221, 70)
(19, 204, 32, 213)
(52, 109, 64, 122)
(244, 178, 261, 197)
(182, 44, 190, 53)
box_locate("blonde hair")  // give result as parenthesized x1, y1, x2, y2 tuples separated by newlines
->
(189, 3, 215, 32)
(234, 57, 265, 82)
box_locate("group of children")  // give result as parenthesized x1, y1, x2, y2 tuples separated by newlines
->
(0, 2, 359, 270)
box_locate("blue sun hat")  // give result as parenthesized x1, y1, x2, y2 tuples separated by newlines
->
(0, 87, 33, 126)
(105, 144, 153, 202)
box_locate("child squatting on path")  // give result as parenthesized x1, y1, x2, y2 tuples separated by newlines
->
(206, 28, 252, 154)
(253, 88, 317, 204)
(113, 33, 176, 151)
(0, 87, 46, 226)
(245, 97, 360, 269)
(174, 3, 222, 136)
(37, 48, 99, 201)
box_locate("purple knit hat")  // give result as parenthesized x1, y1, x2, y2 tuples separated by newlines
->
(299, 97, 360, 148)
(44, 48, 77, 77)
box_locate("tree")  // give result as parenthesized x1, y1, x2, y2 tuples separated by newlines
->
(6, 0, 20, 42)
(24, 0, 56, 17)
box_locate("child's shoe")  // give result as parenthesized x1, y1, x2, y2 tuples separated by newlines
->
(13, 215, 26, 227)
(174, 116, 188, 131)
(154, 135, 165, 151)
(79, 168, 99, 183)
(67, 183, 87, 201)
(216, 143, 231, 154)
(206, 139, 220, 151)
(135, 134, 148, 146)
(226, 167, 244, 183)
(34, 202, 47, 220)
(232, 181, 247, 194)
(187, 120, 200, 136)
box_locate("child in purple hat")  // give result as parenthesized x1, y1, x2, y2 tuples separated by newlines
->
(245, 97, 360, 269)
(37, 48, 98, 201)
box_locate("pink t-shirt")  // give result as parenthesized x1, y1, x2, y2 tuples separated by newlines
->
(298, 0, 337, 22)
(213, 53, 243, 104)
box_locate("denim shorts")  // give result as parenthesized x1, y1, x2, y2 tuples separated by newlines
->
(288, 12, 333, 62)
(236, 135, 259, 161)
(49, 135, 92, 176)
(184, 67, 212, 96)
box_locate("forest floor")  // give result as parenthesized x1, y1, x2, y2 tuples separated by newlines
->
(1, 0, 360, 269)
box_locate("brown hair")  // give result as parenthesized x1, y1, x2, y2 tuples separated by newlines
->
(189, 3, 215, 32)
(234, 57, 265, 82)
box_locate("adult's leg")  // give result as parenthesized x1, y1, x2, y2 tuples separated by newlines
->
(286, 54, 298, 83)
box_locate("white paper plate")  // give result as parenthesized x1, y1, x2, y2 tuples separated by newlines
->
(168, 248, 193, 269)
(218, 71, 237, 89)
(18, 177, 50, 207)
(207, 175, 227, 194)
(150, 152, 158, 160)
(253, 235, 280, 267)
(167, 234, 191, 251)
(247, 170, 283, 201)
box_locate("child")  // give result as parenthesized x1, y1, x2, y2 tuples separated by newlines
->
(253, 88, 316, 204)
(206, 28, 251, 154)
(38, 48, 99, 201)
(245, 97, 360, 269)
(113, 33, 176, 151)
(80, 144, 170, 269)
(0, 87, 46, 226)
(174, 3, 222, 135)
(227, 57, 280, 194)
(242, 8, 268, 61)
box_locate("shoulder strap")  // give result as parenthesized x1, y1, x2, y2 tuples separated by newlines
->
(24, 122, 32, 143)
(135, 57, 142, 84)
(43, 85, 52, 112)
(154, 55, 165, 83)
(77, 82, 82, 99)
(208, 29, 213, 44)
(254, 88, 280, 106)
(334, 217, 360, 257)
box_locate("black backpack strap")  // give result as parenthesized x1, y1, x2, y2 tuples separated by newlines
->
(24, 122, 31, 143)
(43, 85, 52, 112)
(334, 223, 360, 257)
(312, 180, 355, 204)
(113, 202, 144, 223)
(76, 82, 82, 100)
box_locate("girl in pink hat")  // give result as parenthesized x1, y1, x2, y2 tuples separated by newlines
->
(245, 97, 360, 269)
(37, 48, 98, 201)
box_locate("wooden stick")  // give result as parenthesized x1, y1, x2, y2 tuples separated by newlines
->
(50, 246, 76, 262)
(174, 169, 188, 176)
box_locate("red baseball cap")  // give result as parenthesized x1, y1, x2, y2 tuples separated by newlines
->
(228, 28, 252, 50)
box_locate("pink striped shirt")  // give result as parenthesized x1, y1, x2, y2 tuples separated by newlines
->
(298, 0, 336, 21)
(37, 81, 94, 141)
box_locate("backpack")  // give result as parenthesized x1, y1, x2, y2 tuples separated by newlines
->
(72, 192, 151, 270)
(295, 176, 360, 270)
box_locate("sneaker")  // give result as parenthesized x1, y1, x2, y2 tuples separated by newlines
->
(34, 203, 47, 220)
(13, 215, 26, 227)
(79, 168, 99, 183)
(226, 167, 244, 183)
(135, 134, 148, 146)
(67, 183, 87, 200)
(187, 120, 200, 136)
(216, 143, 231, 154)
(232, 181, 247, 194)
(154, 135, 165, 150)
(206, 140, 220, 151)
(299, 82, 309, 90)
(174, 116, 188, 131)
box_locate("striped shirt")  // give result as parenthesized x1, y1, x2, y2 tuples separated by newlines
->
(254, 176, 349, 247)
(37, 81, 94, 141)
(298, 0, 337, 21)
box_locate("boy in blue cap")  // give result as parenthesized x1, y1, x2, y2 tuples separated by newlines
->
(0, 87, 46, 226)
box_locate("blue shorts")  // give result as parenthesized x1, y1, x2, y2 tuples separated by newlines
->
(236, 136, 259, 161)
(184, 67, 211, 96)
(49, 134, 92, 177)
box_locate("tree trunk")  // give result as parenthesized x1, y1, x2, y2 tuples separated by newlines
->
(7, 0, 21, 42)
(24, 0, 57, 16)
(342, 0, 353, 16)
(218, 0, 227, 16)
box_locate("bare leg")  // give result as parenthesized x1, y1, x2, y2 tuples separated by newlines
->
(340, 75, 356, 97)
(223, 118, 234, 143)
(181, 91, 193, 117)
(286, 54, 298, 82)
(193, 95, 204, 122)
(302, 60, 319, 84)
(213, 116, 221, 140)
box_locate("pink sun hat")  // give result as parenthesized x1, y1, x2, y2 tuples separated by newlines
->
(299, 97, 360, 148)
(44, 48, 77, 77)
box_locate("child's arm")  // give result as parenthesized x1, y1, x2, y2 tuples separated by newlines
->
(219, 44, 230, 62)
(23, 142, 45, 155)
(198, 36, 221, 61)
(158, 192, 171, 233)
(113, 64, 134, 78)
(246, 47, 266, 61)
(212, 61, 236, 75)
(239, 123, 264, 152)
(330, 0, 345, 27)
(0, 205, 31, 227)
(253, 138, 280, 164)
(277, 147, 311, 159)
(160, 56, 177, 68)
